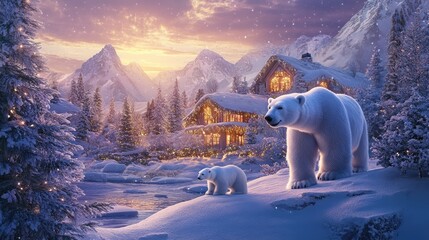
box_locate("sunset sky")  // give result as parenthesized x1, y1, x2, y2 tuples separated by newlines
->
(37, 0, 365, 77)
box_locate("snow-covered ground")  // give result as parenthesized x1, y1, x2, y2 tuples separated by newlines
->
(83, 158, 429, 240)
(80, 156, 264, 229)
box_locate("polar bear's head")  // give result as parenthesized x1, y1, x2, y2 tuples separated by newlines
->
(264, 94, 305, 128)
(197, 168, 214, 180)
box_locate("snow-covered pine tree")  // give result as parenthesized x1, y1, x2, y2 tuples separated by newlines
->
(117, 97, 136, 151)
(195, 88, 205, 103)
(76, 92, 91, 140)
(380, 9, 406, 120)
(152, 87, 167, 135)
(181, 90, 188, 115)
(402, 11, 429, 96)
(205, 78, 218, 93)
(129, 100, 142, 146)
(168, 79, 183, 133)
(69, 79, 79, 105)
(90, 87, 102, 132)
(0, 1, 109, 239)
(373, 89, 429, 176)
(143, 100, 155, 135)
(106, 98, 116, 125)
(76, 73, 85, 107)
(359, 47, 385, 141)
(245, 117, 258, 144)
(231, 76, 241, 93)
(238, 78, 249, 94)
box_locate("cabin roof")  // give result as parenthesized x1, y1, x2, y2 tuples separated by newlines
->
(183, 92, 267, 125)
(252, 54, 368, 89)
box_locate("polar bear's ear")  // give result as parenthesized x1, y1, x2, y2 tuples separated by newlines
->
(296, 95, 305, 105)
(268, 98, 274, 104)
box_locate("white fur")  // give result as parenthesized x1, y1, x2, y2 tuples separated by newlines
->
(265, 87, 368, 189)
(197, 165, 248, 195)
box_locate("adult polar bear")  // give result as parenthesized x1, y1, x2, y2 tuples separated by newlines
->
(264, 87, 368, 189)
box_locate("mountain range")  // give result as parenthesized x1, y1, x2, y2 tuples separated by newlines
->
(55, 44, 156, 105)
(46, 0, 428, 107)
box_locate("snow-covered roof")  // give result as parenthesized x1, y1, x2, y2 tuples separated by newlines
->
(184, 92, 267, 125)
(200, 92, 267, 114)
(183, 92, 267, 125)
(253, 54, 368, 89)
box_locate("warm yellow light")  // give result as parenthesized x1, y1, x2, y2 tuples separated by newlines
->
(269, 70, 292, 93)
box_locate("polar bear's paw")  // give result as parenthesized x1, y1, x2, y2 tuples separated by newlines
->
(317, 171, 350, 181)
(288, 179, 316, 189)
(205, 191, 214, 195)
(352, 167, 368, 173)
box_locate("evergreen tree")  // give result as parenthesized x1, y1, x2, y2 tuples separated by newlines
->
(117, 97, 136, 150)
(76, 73, 85, 107)
(0, 1, 109, 239)
(238, 78, 249, 94)
(380, 9, 406, 120)
(152, 87, 167, 135)
(130, 100, 142, 146)
(231, 76, 241, 93)
(168, 79, 183, 132)
(245, 117, 258, 144)
(181, 90, 188, 115)
(373, 89, 429, 176)
(106, 98, 116, 125)
(143, 100, 155, 135)
(69, 79, 79, 105)
(402, 12, 429, 96)
(76, 92, 91, 140)
(195, 88, 205, 103)
(359, 47, 385, 140)
(90, 87, 102, 132)
(205, 78, 218, 93)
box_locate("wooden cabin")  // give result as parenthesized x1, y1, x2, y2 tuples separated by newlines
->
(183, 93, 267, 149)
(250, 54, 367, 97)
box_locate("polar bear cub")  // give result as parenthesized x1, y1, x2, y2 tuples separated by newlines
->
(197, 165, 248, 195)
(264, 87, 369, 189)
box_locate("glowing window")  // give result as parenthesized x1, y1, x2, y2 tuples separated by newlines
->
(203, 106, 213, 124)
(318, 81, 329, 89)
(269, 70, 292, 93)
(213, 133, 220, 145)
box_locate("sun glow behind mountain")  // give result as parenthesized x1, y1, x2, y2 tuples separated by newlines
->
(36, 0, 365, 77)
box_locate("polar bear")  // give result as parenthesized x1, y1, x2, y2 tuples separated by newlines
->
(264, 87, 368, 189)
(197, 165, 248, 195)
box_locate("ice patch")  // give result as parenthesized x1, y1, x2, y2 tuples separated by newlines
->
(149, 177, 193, 184)
(138, 233, 168, 240)
(123, 189, 148, 194)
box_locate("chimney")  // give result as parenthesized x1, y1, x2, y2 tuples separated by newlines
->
(301, 53, 313, 63)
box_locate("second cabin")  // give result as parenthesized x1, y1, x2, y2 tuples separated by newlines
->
(250, 53, 367, 96)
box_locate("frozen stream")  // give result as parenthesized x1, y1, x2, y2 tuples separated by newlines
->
(78, 181, 204, 228)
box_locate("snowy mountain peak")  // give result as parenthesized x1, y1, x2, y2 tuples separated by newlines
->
(57, 45, 156, 105)
(195, 49, 224, 62)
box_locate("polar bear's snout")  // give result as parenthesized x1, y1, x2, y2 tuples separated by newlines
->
(264, 115, 273, 123)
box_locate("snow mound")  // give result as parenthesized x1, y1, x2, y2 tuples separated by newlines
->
(97, 168, 429, 240)
(149, 177, 193, 184)
(84, 172, 107, 182)
(102, 163, 127, 173)
(91, 160, 119, 170)
(100, 205, 139, 219)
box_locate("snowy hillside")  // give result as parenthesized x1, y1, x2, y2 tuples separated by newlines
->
(235, 35, 332, 81)
(316, 0, 427, 71)
(154, 49, 237, 97)
(57, 45, 156, 104)
(97, 167, 429, 240)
